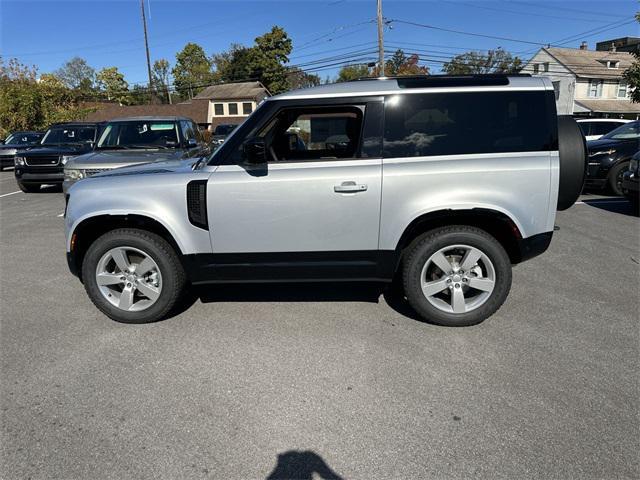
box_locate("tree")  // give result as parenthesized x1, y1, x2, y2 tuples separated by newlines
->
(172, 43, 214, 98)
(336, 64, 370, 82)
(443, 48, 522, 75)
(54, 57, 95, 92)
(623, 13, 640, 102)
(96, 66, 130, 105)
(287, 68, 320, 90)
(152, 59, 171, 103)
(382, 49, 429, 76)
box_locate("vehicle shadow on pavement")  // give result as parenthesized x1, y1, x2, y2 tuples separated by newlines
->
(582, 197, 638, 217)
(265, 450, 344, 480)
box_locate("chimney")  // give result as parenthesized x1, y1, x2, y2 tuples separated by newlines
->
(579, 41, 588, 50)
(610, 42, 617, 53)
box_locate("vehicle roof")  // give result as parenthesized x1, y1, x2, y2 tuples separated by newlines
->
(271, 74, 550, 100)
(8, 131, 44, 135)
(107, 116, 191, 122)
(576, 118, 631, 122)
(49, 122, 101, 128)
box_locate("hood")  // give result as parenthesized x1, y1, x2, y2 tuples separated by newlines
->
(66, 149, 186, 169)
(22, 144, 90, 156)
(91, 157, 201, 179)
(0, 144, 33, 152)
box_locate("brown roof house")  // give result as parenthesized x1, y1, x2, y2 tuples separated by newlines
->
(81, 81, 270, 130)
(522, 40, 639, 119)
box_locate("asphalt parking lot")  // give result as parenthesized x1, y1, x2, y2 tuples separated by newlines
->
(0, 169, 638, 479)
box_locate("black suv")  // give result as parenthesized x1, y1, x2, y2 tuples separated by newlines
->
(0, 131, 44, 170)
(14, 122, 101, 192)
(586, 120, 639, 196)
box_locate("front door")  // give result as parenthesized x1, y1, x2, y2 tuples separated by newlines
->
(205, 102, 384, 280)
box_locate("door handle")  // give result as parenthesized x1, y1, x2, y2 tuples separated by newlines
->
(334, 181, 368, 193)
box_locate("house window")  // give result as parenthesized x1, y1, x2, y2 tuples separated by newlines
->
(543, 62, 549, 72)
(617, 81, 628, 98)
(552, 81, 560, 100)
(607, 61, 620, 69)
(243, 102, 253, 115)
(214, 103, 224, 116)
(228, 103, 238, 115)
(588, 80, 603, 98)
(533, 64, 539, 74)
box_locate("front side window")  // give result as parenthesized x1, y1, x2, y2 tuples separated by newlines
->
(214, 103, 224, 116)
(97, 121, 179, 149)
(260, 106, 364, 162)
(588, 80, 603, 98)
(243, 102, 253, 115)
(383, 91, 553, 158)
(42, 126, 96, 145)
(228, 103, 238, 115)
(591, 122, 621, 136)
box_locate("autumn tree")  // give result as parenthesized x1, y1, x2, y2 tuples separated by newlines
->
(54, 57, 95, 93)
(96, 66, 130, 105)
(623, 12, 640, 102)
(336, 64, 370, 82)
(382, 49, 429, 76)
(443, 48, 522, 75)
(152, 59, 172, 103)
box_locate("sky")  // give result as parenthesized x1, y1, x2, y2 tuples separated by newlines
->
(1, 0, 638, 87)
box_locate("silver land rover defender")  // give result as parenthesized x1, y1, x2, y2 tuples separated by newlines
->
(64, 75, 586, 326)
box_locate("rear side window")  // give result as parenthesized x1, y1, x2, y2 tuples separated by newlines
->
(383, 91, 555, 158)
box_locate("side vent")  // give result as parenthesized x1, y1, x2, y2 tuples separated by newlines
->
(187, 180, 208, 230)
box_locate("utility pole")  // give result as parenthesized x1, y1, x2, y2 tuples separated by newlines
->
(140, 0, 154, 101)
(377, 0, 385, 77)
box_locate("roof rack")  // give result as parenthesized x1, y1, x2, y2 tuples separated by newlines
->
(349, 73, 531, 88)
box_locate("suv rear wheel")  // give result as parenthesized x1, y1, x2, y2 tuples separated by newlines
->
(82, 228, 186, 323)
(402, 226, 512, 326)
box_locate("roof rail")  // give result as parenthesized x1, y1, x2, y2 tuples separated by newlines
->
(349, 73, 531, 88)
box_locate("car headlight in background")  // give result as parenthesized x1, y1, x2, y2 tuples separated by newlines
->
(14, 156, 25, 166)
(589, 149, 616, 157)
(64, 169, 84, 181)
(61, 155, 76, 165)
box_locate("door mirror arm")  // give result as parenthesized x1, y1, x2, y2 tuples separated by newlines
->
(243, 138, 267, 164)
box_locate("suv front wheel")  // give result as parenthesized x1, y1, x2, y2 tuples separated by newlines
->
(402, 226, 512, 327)
(82, 228, 186, 323)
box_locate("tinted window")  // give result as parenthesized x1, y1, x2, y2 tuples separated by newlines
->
(97, 121, 179, 148)
(228, 103, 238, 115)
(260, 106, 363, 162)
(591, 122, 623, 136)
(42, 126, 96, 145)
(243, 102, 253, 115)
(180, 121, 196, 142)
(602, 121, 639, 140)
(383, 91, 554, 158)
(5, 133, 41, 145)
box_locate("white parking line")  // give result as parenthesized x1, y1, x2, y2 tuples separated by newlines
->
(57, 213, 64, 217)
(0, 190, 21, 198)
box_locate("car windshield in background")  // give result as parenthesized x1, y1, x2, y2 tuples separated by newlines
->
(601, 121, 639, 140)
(42, 127, 95, 145)
(214, 124, 237, 136)
(97, 121, 179, 149)
(5, 133, 41, 145)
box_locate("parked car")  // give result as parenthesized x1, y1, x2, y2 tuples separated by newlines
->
(14, 123, 101, 192)
(576, 118, 631, 141)
(63, 117, 210, 193)
(65, 74, 586, 326)
(622, 151, 639, 213)
(585, 120, 639, 196)
(211, 123, 238, 146)
(0, 131, 44, 170)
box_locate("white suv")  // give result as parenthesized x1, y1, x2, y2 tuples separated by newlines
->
(64, 75, 586, 326)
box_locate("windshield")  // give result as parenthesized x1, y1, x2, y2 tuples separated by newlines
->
(97, 121, 180, 149)
(5, 133, 42, 145)
(601, 121, 639, 140)
(214, 124, 237, 136)
(42, 126, 95, 145)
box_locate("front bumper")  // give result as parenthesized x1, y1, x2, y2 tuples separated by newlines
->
(14, 168, 64, 184)
(0, 155, 15, 167)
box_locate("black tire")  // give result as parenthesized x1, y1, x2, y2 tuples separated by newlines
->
(17, 181, 41, 193)
(402, 226, 512, 327)
(81, 228, 186, 324)
(557, 116, 587, 210)
(607, 162, 628, 197)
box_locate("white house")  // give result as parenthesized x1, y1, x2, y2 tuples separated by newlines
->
(522, 42, 639, 119)
(193, 81, 270, 129)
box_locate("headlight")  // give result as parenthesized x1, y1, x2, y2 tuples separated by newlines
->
(64, 169, 84, 181)
(589, 148, 616, 157)
(14, 156, 25, 166)
(61, 155, 76, 165)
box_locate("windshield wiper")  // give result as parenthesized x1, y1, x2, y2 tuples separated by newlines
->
(127, 144, 170, 150)
(97, 145, 128, 150)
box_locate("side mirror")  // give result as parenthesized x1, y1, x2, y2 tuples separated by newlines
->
(243, 138, 266, 164)
(187, 138, 198, 148)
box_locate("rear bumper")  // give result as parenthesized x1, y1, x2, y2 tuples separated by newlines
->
(516, 231, 553, 263)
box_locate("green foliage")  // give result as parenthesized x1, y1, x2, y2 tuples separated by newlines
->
(212, 26, 293, 94)
(287, 68, 321, 90)
(623, 12, 640, 103)
(54, 56, 95, 93)
(382, 49, 429, 76)
(0, 58, 94, 138)
(336, 64, 370, 83)
(152, 59, 171, 103)
(172, 43, 214, 98)
(443, 48, 522, 75)
(96, 66, 130, 105)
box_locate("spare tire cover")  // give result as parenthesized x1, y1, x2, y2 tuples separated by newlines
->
(557, 116, 587, 210)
